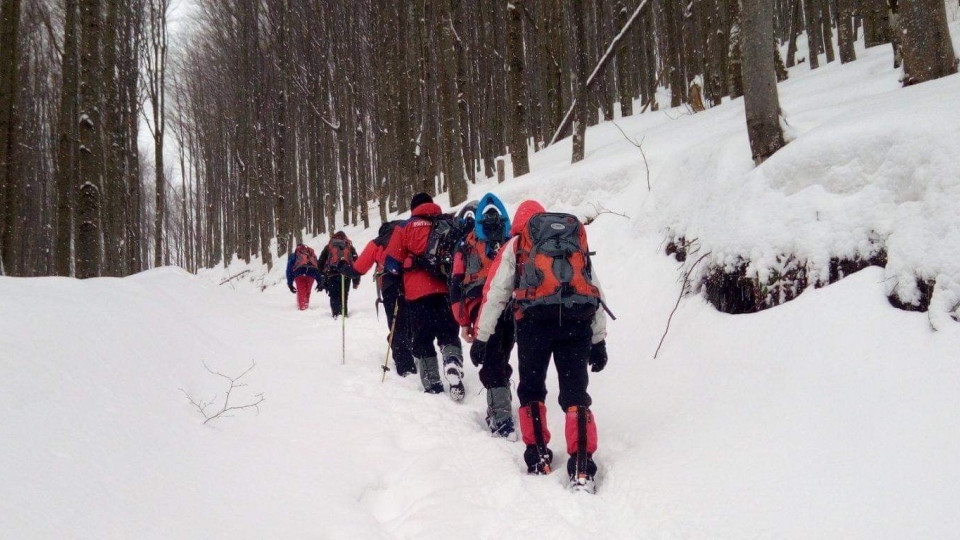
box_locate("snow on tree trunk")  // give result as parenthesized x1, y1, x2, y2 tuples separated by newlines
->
(900, 0, 958, 87)
(741, 0, 786, 164)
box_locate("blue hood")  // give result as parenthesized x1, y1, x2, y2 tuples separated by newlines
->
(474, 193, 511, 243)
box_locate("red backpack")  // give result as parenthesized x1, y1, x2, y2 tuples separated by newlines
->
(514, 213, 600, 320)
(460, 231, 496, 300)
(293, 244, 319, 271)
(324, 237, 353, 272)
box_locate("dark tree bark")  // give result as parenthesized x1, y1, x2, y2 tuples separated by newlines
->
(837, 0, 856, 63)
(0, 0, 21, 273)
(803, 0, 821, 69)
(900, 0, 958, 86)
(76, 0, 104, 278)
(506, 0, 529, 177)
(741, 0, 786, 163)
(55, 0, 79, 276)
(566, 0, 588, 163)
(436, 0, 467, 204)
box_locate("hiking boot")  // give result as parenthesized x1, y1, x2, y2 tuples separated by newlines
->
(415, 356, 443, 394)
(486, 386, 514, 437)
(566, 453, 598, 493)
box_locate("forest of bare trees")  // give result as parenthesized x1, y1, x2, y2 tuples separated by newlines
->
(0, 0, 955, 277)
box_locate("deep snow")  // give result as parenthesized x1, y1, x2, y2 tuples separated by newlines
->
(4, 25, 960, 540)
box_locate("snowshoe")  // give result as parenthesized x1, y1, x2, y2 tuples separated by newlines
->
(488, 416, 517, 440)
(569, 472, 597, 494)
(566, 453, 598, 494)
(442, 352, 465, 402)
(448, 381, 465, 402)
(424, 381, 444, 394)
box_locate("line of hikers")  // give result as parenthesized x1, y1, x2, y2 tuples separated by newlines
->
(285, 192, 611, 493)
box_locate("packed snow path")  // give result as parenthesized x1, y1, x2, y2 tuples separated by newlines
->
(4, 253, 960, 538)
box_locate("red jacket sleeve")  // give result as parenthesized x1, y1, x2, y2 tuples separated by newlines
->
(384, 223, 407, 272)
(353, 241, 378, 275)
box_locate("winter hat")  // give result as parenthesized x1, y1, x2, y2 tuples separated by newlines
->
(410, 192, 433, 211)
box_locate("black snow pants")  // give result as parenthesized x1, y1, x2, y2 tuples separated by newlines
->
(407, 293, 461, 358)
(479, 311, 515, 389)
(325, 273, 350, 317)
(382, 282, 415, 375)
(516, 317, 592, 410)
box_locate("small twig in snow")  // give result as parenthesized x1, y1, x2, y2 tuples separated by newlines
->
(611, 121, 651, 192)
(181, 361, 265, 425)
(654, 252, 711, 359)
(585, 202, 630, 225)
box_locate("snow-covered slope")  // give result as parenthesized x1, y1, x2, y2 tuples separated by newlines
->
(5, 30, 960, 539)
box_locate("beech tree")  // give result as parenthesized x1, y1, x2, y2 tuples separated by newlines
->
(900, 0, 958, 86)
(741, 0, 786, 163)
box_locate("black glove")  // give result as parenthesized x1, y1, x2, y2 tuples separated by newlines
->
(288, 283, 296, 294)
(589, 340, 608, 373)
(470, 340, 487, 367)
(315, 281, 323, 292)
(317, 276, 326, 291)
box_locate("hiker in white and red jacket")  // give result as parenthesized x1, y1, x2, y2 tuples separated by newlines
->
(318, 231, 360, 319)
(474, 200, 609, 493)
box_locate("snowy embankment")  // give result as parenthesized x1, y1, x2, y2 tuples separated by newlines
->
(5, 29, 960, 539)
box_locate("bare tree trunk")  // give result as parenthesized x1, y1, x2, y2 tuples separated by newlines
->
(803, 0, 821, 69)
(76, 0, 103, 278)
(741, 0, 786, 163)
(55, 0, 78, 276)
(837, 0, 856, 63)
(506, 0, 529, 177)
(436, 0, 467, 204)
(900, 0, 958, 86)
(785, 0, 802, 67)
(0, 0, 21, 274)
(566, 0, 588, 163)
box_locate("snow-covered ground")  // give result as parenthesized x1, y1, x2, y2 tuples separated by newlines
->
(4, 28, 960, 539)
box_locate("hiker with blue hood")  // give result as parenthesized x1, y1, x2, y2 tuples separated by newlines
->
(450, 193, 516, 438)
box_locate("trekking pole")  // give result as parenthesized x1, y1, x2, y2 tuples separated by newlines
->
(380, 299, 401, 383)
(341, 274, 346, 365)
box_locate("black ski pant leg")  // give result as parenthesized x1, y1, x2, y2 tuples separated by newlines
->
(479, 312, 515, 389)
(408, 295, 440, 359)
(408, 294, 461, 360)
(516, 318, 553, 407)
(553, 320, 593, 410)
(326, 273, 344, 316)
(383, 287, 415, 374)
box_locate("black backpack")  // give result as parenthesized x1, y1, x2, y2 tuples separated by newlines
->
(411, 214, 463, 280)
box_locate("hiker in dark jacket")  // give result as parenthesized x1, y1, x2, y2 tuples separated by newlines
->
(338, 221, 416, 376)
(384, 192, 465, 401)
(285, 243, 324, 311)
(318, 231, 360, 319)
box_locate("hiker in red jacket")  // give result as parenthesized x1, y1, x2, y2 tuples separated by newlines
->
(285, 243, 324, 310)
(318, 231, 360, 319)
(474, 200, 609, 493)
(338, 221, 416, 377)
(384, 192, 465, 401)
